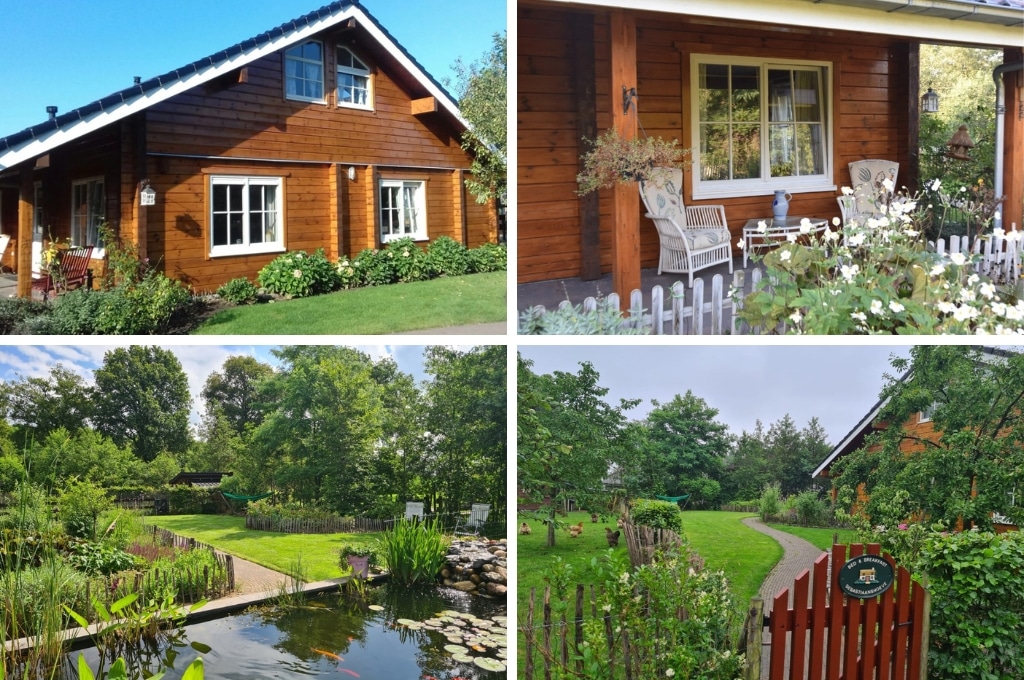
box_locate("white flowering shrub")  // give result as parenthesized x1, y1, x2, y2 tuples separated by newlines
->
(567, 548, 742, 679)
(257, 249, 342, 298)
(736, 184, 1024, 335)
(383, 237, 429, 283)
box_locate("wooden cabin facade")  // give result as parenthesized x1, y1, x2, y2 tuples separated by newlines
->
(0, 1, 497, 294)
(518, 0, 1024, 298)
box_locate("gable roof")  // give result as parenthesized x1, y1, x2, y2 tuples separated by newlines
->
(812, 346, 1016, 479)
(0, 1, 466, 171)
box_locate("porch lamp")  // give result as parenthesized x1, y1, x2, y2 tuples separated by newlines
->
(921, 87, 939, 114)
(946, 125, 975, 161)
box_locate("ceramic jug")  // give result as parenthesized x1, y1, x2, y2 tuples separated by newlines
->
(773, 190, 792, 219)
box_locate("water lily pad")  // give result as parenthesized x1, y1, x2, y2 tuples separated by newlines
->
(396, 618, 418, 626)
(423, 618, 445, 626)
(446, 635, 464, 644)
(367, 605, 384, 611)
(444, 644, 469, 654)
(473, 657, 507, 672)
(452, 653, 474, 664)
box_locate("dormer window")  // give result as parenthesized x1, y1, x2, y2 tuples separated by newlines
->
(284, 41, 325, 103)
(337, 47, 372, 109)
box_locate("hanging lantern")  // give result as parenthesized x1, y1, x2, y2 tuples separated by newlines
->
(946, 125, 975, 161)
(921, 87, 939, 114)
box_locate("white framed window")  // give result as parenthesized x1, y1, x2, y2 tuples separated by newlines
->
(919, 402, 939, 423)
(337, 47, 372, 109)
(284, 40, 324, 102)
(71, 177, 105, 253)
(379, 180, 426, 242)
(209, 176, 285, 257)
(691, 55, 834, 199)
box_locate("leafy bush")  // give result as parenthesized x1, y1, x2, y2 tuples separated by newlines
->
(426, 236, 470, 277)
(66, 540, 139, 576)
(94, 271, 192, 335)
(354, 248, 396, 286)
(920, 530, 1024, 680)
(335, 254, 366, 289)
(148, 547, 228, 602)
(57, 480, 113, 540)
(383, 237, 430, 283)
(258, 249, 341, 298)
(217, 277, 259, 305)
(0, 297, 47, 334)
(36, 287, 106, 334)
(468, 242, 507, 273)
(630, 499, 683, 533)
(793, 490, 831, 526)
(758, 483, 782, 522)
(377, 517, 449, 586)
(246, 500, 339, 523)
(162, 486, 220, 515)
(518, 299, 650, 335)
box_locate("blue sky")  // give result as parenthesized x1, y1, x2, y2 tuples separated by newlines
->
(0, 0, 507, 135)
(0, 343, 446, 427)
(518, 345, 915, 445)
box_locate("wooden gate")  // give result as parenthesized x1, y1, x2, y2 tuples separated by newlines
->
(764, 543, 929, 680)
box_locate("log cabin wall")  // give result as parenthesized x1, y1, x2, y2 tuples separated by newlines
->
(519, 5, 915, 283)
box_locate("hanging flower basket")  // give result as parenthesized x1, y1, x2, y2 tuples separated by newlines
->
(576, 128, 689, 195)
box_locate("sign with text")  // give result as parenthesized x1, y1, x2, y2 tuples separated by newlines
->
(838, 553, 895, 599)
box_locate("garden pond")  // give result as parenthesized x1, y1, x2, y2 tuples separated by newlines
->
(68, 584, 507, 679)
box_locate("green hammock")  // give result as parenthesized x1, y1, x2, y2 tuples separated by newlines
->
(222, 491, 273, 502)
(655, 494, 691, 504)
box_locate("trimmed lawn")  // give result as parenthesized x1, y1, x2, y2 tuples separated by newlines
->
(192, 271, 507, 334)
(768, 524, 860, 552)
(147, 515, 380, 581)
(517, 511, 783, 667)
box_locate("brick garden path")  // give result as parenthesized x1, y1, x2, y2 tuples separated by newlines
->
(741, 517, 828, 680)
(229, 555, 290, 595)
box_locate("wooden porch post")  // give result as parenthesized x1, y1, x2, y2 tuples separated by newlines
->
(904, 42, 921, 193)
(16, 166, 33, 299)
(571, 12, 601, 281)
(1003, 47, 1023, 233)
(609, 9, 640, 305)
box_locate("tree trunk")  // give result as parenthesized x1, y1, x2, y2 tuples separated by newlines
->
(546, 506, 557, 547)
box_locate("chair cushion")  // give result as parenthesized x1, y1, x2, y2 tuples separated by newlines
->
(685, 229, 730, 250)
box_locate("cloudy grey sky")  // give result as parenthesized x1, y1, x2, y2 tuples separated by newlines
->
(518, 344, 919, 445)
(0, 343, 459, 428)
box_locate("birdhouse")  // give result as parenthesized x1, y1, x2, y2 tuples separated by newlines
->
(946, 125, 975, 161)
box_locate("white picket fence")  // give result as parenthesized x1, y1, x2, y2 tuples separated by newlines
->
(931, 233, 1021, 284)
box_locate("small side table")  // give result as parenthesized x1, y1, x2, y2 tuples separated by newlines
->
(742, 217, 829, 267)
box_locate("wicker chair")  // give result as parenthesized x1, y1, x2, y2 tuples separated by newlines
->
(639, 167, 733, 287)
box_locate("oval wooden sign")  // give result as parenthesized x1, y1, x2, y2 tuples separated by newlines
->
(838, 554, 895, 599)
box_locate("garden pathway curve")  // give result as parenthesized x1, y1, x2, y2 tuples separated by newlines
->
(741, 517, 828, 680)
(229, 555, 290, 595)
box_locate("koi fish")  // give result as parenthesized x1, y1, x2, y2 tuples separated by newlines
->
(339, 669, 361, 677)
(311, 647, 344, 662)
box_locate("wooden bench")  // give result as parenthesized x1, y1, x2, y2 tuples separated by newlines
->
(32, 245, 94, 299)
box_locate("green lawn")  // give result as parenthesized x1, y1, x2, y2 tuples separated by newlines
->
(146, 515, 380, 581)
(767, 524, 860, 551)
(192, 271, 507, 334)
(517, 510, 783, 667)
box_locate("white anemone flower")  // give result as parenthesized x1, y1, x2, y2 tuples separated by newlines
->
(757, 220, 768, 233)
(949, 252, 967, 266)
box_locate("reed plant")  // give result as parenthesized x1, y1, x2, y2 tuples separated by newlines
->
(377, 517, 450, 586)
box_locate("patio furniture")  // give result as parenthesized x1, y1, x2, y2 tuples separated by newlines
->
(0, 234, 9, 272)
(742, 217, 829, 267)
(404, 501, 424, 521)
(454, 503, 490, 537)
(849, 159, 899, 217)
(31, 245, 94, 300)
(639, 167, 733, 287)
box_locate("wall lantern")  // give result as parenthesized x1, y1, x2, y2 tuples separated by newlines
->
(946, 124, 975, 161)
(921, 87, 940, 114)
(139, 181, 156, 206)
(347, 166, 357, 181)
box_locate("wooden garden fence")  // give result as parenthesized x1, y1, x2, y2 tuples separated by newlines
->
(149, 525, 235, 597)
(244, 514, 390, 534)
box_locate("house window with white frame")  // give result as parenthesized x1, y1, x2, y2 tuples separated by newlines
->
(691, 56, 832, 199)
(337, 47, 372, 109)
(284, 40, 324, 102)
(209, 176, 284, 257)
(71, 178, 104, 250)
(379, 180, 426, 242)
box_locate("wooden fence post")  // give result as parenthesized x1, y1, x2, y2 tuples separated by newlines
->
(744, 597, 763, 680)
(918, 573, 931, 680)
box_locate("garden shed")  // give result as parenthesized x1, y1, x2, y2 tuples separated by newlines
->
(0, 1, 497, 295)
(518, 0, 1024, 300)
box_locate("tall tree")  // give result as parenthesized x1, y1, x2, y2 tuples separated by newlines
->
(722, 420, 771, 502)
(449, 32, 507, 204)
(832, 346, 1024, 530)
(1, 364, 94, 441)
(643, 391, 732, 505)
(201, 355, 274, 435)
(92, 346, 192, 462)
(517, 356, 636, 547)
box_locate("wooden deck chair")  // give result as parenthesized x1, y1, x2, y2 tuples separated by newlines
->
(32, 245, 94, 300)
(848, 159, 899, 217)
(639, 167, 733, 287)
(454, 503, 490, 536)
(404, 501, 424, 521)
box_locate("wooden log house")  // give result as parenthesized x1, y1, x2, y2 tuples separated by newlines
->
(0, 1, 498, 296)
(518, 0, 1024, 300)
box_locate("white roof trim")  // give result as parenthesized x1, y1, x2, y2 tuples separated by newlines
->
(811, 394, 891, 479)
(538, 0, 1024, 46)
(0, 5, 465, 171)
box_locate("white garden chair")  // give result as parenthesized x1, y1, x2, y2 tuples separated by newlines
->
(639, 167, 733, 287)
(454, 503, 490, 536)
